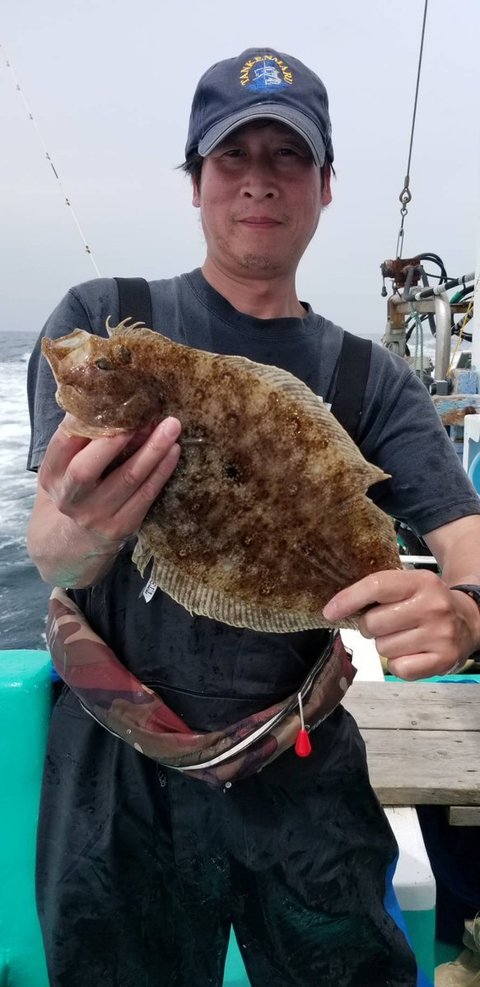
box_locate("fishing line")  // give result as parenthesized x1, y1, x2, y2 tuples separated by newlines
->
(395, 0, 429, 259)
(1, 42, 101, 276)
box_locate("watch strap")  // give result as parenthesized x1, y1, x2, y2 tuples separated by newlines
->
(450, 584, 480, 607)
(450, 584, 480, 662)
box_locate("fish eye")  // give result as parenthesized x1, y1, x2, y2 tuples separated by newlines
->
(95, 358, 113, 370)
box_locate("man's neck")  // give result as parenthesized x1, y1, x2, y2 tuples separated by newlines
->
(201, 260, 307, 320)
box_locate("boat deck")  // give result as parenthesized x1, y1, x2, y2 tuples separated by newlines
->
(343, 682, 480, 824)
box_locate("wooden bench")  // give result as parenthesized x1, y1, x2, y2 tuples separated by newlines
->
(342, 681, 480, 825)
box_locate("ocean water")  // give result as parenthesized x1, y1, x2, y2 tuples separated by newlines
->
(0, 330, 50, 651)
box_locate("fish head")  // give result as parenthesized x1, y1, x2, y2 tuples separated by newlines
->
(41, 329, 162, 435)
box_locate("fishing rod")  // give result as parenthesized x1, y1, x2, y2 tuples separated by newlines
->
(1, 42, 101, 277)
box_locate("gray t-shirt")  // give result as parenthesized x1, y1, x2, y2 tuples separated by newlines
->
(27, 268, 480, 728)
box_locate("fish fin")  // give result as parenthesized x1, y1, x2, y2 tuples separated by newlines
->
(131, 535, 357, 632)
(106, 315, 154, 339)
(217, 354, 388, 492)
(217, 353, 322, 404)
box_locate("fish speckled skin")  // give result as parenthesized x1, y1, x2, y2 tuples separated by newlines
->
(42, 319, 400, 632)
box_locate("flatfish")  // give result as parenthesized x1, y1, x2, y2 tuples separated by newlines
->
(42, 319, 400, 632)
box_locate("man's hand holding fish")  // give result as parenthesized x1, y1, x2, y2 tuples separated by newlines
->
(323, 520, 480, 679)
(29, 416, 181, 587)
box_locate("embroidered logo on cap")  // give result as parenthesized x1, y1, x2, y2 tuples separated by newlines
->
(240, 54, 293, 91)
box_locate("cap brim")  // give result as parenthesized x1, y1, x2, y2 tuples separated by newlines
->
(197, 104, 326, 166)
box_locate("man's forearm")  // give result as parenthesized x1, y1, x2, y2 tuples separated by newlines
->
(425, 516, 480, 587)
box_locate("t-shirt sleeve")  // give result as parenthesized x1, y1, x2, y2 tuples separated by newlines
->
(27, 279, 118, 471)
(358, 344, 480, 536)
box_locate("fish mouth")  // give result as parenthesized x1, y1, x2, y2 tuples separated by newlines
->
(59, 384, 139, 410)
(56, 383, 88, 411)
(42, 330, 92, 375)
(46, 329, 91, 354)
(60, 332, 89, 348)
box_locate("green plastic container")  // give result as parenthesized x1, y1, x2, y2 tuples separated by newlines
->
(0, 651, 51, 987)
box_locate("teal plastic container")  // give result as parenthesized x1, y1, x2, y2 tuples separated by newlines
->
(385, 673, 480, 683)
(404, 908, 435, 984)
(224, 930, 250, 985)
(0, 651, 51, 987)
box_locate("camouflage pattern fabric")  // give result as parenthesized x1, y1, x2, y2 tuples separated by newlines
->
(46, 587, 356, 786)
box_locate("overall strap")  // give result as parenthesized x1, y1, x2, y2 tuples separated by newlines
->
(330, 331, 372, 441)
(114, 281, 370, 442)
(114, 277, 153, 327)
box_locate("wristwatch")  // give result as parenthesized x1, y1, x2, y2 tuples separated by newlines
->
(450, 584, 480, 663)
(450, 584, 480, 608)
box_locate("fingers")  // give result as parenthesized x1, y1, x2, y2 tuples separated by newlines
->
(323, 569, 466, 679)
(39, 425, 135, 502)
(385, 649, 466, 680)
(39, 417, 182, 538)
(323, 570, 414, 623)
(354, 596, 419, 641)
(351, 571, 454, 652)
(99, 418, 181, 516)
(386, 652, 440, 681)
(108, 442, 181, 534)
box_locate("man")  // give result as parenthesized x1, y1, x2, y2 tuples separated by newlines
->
(27, 48, 480, 987)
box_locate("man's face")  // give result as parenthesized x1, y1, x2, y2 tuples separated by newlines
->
(192, 121, 331, 280)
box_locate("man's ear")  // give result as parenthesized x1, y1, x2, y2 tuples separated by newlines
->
(321, 166, 332, 207)
(192, 175, 200, 208)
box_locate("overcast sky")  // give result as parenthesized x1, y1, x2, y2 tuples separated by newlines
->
(1, 0, 479, 339)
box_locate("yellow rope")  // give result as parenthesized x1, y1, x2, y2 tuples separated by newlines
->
(447, 299, 473, 374)
(447, 275, 479, 375)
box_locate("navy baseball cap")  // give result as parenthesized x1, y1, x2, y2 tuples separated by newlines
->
(185, 48, 334, 167)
